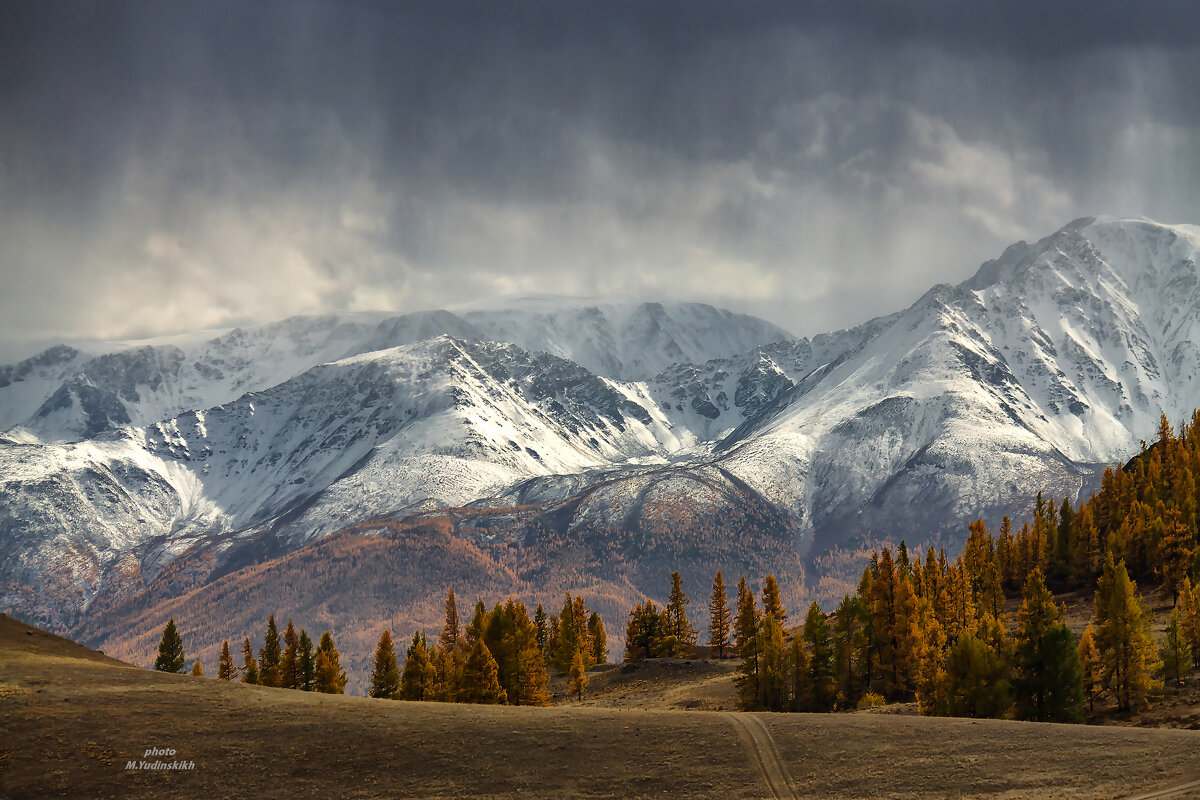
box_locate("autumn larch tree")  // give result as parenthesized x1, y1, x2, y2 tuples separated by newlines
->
(1094, 554, 1162, 712)
(435, 590, 465, 702)
(664, 571, 697, 655)
(1180, 576, 1200, 664)
(1077, 625, 1099, 712)
(281, 619, 300, 690)
(259, 615, 282, 688)
(569, 646, 589, 701)
(153, 618, 185, 673)
(761, 574, 786, 625)
(506, 600, 551, 706)
(735, 576, 763, 710)
(588, 612, 607, 665)
(190, 660, 204, 677)
(1160, 607, 1193, 688)
(368, 630, 401, 699)
(757, 614, 789, 711)
(217, 640, 234, 681)
(534, 603, 548, 652)
(401, 632, 437, 701)
(1013, 570, 1083, 723)
(462, 638, 507, 704)
(241, 637, 259, 685)
(709, 570, 732, 659)
(315, 631, 347, 694)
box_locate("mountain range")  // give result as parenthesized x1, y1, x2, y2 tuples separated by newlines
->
(3, 216, 1199, 675)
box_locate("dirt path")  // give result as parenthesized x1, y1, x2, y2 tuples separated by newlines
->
(1120, 778, 1200, 800)
(729, 712, 799, 800)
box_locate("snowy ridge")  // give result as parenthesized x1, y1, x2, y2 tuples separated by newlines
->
(4, 217, 1200, 628)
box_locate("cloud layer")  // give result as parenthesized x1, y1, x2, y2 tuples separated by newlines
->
(2, 2, 1199, 348)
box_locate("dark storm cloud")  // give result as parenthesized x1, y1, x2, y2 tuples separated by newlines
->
(2, 2, 1199, 348)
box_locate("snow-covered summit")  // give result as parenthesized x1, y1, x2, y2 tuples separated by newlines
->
(5, 217, 1200, 629)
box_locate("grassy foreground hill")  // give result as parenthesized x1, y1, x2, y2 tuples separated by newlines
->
(4, 613, 1200, 799)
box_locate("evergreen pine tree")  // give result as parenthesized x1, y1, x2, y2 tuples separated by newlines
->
(832, 594, 866, 708)
(190, 660, 204, 677)
(241, 637, 259, 685)
(588, 612, 607, 665)
(298, 629, 316, 691)
(803, 602, 836, 712)
(368, 630, 400, 699)
(1013, 570, 1084, 723)
(790, 637, 813, 712)
(315, 631, 348, 694)
(709, 570, 732, 659)
(259, 615, 282, 688)
(944, 633, 1011, 719)
(1160, 607, 1193, 688)
(462, 639, 507, 704)
(153, 618, 185, 673)
(401, 632, 437, 701)
(217, 639, 235, 681)
(569, 646, 589, 700)
(281, 619, 300, 690)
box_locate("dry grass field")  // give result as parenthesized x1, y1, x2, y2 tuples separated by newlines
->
(3, 613, 1200, 800)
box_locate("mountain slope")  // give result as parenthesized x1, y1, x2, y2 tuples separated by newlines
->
(4, 217, 1200, 638)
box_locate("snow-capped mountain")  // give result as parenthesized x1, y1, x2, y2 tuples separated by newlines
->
(0, 300, 788, 443)
(4, 217, 1200, 632)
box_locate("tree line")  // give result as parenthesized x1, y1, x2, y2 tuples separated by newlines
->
(620, 412, 1200, 720)
(371, 591, 606, 704)
(154, 591, 607, 705)
(154, 614, 348, 693)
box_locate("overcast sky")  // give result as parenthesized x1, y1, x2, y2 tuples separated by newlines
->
(2, 1, 1199, 350)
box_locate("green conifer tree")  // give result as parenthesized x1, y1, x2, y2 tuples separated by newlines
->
(803, 602, 836, 712)
(944, 633, 1011, 719)
(259, 615, 282, 688)
(298, 629, 316, 691)
(1013, 570, 1084, 723)
(153, 618, 185, 673)
(368, 630, 400, 699)
(281, 619, 300, 690)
